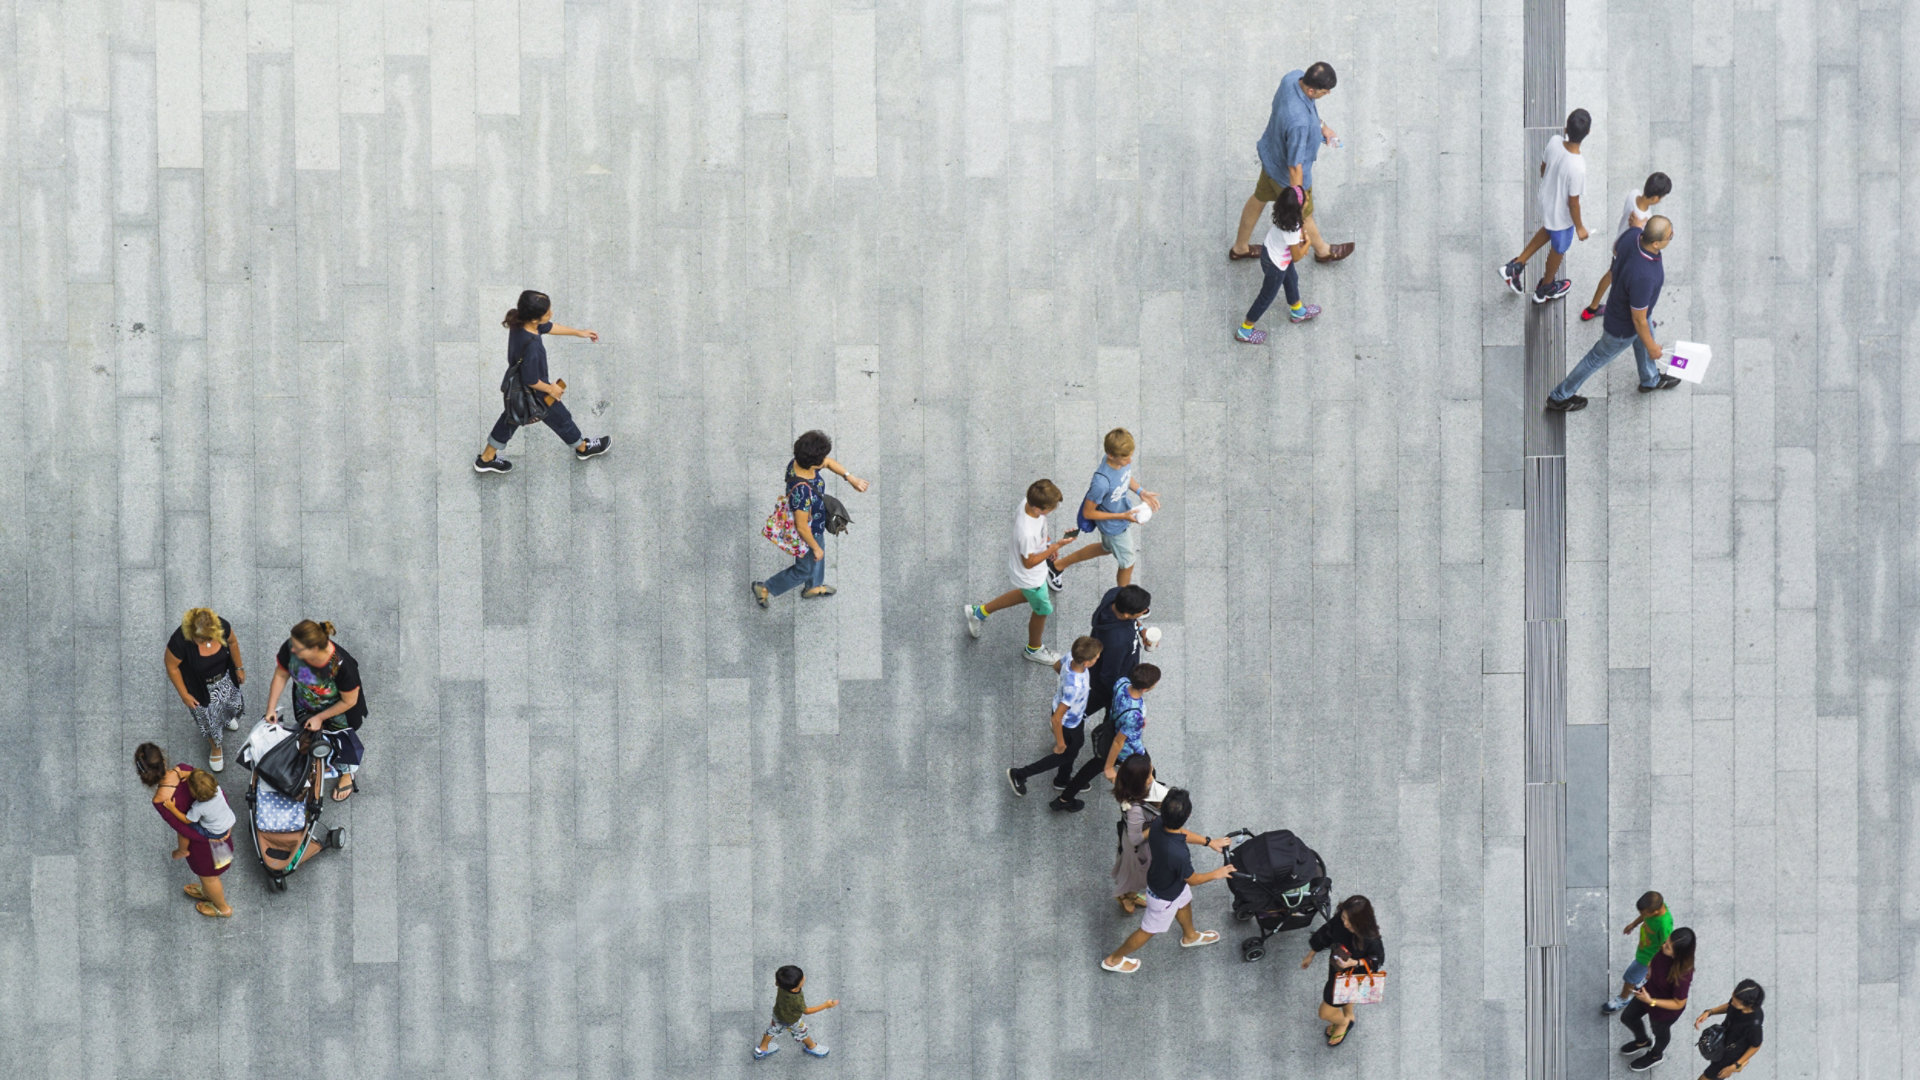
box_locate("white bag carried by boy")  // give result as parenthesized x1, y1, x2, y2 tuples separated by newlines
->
(1665, 341, 1713, 384)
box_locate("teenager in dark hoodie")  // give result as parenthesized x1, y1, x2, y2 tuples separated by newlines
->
(1053, 585, 1152, 811)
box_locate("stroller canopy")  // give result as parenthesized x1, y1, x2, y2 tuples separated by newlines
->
(1231, 829, 1321, 888)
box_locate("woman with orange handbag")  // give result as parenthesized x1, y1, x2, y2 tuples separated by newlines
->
(1301, 894, 1385, 1046)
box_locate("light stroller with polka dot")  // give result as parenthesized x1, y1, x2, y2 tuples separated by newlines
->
(236, 717, 346, 891)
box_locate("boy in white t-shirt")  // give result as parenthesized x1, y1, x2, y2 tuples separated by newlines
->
(964, 480, 1086, 664)
(184, 768, 236, 838)
(1500, 108, 1591, 304)
(1581, 172, 1672, 321)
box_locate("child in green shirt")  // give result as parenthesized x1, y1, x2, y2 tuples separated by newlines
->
(754, 965, 839, 1060)
(1604, 891, 1673, 1012)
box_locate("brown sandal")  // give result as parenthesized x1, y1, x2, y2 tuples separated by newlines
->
(1229, 244, 1266, 261)
(331, 777, 356, 802)
(183, 883, 207, 901)
(194, 902, 233, 918)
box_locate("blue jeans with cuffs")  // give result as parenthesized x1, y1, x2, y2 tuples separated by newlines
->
(1550, 330, 1659, 401)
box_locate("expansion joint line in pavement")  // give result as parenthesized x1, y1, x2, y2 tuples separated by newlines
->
(1520, 0, 1570, 1077)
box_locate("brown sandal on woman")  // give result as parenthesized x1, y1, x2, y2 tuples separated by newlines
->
(331, 776, 357, 802)
(183, 883, 207, 901)
(194, 902, 233, 918)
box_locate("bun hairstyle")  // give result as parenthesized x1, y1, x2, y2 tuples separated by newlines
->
(134, 743, 168, 787)
(180, 607, 225, 645)
(290, 620, 336, 650)
(502, 289, 553, 329)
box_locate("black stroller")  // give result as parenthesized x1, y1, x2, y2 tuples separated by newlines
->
(1222, 828, 1331, 961)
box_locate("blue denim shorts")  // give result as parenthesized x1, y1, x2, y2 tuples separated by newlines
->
(1547, 226, 1575, 253)
(1622, 960, 1649, 988)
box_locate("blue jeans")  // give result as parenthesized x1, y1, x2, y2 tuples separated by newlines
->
(1550, 330, 1659, 401)
(487, 400, 581, 451)
(1244, 248, 1301, 325)
(763, 533, 826, 596)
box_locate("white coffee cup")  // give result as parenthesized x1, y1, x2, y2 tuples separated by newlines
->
(1142, 626, 1162, 648)
(1132, 503, 1153, 525)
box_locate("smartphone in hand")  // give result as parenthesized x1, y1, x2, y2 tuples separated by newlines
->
(1062, 528, 1080, 541)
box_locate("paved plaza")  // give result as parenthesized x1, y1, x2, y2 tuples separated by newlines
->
(1, 0, 1915, 1077)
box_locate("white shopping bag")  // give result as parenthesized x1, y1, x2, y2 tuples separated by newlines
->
(1666, 341, 1713, 384)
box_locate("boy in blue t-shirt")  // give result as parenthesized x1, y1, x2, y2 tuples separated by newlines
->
(1052, 428, 1161, 587)
(1006, 636, 1103, 809)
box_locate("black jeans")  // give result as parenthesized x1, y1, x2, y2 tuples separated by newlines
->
(1244, 247, 1302, 324)
(1620, 999, 1674, 1057)
(487, 400, 581, 451)
(1012, 722, 1085, 788)
(1058, 718, 1114, 801)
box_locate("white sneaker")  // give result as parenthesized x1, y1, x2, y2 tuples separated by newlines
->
(209, 746, 225, 772)
(225, 717, 240, 730)
(963, 604, 986, 639)
(1023, 645, 1061, 666)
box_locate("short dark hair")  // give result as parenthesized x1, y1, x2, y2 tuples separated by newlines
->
(792, 430, 832, 469)
(1069, 636, 1103, 665)
(1643, 172, 1672, 199)
(1732, 979, 1765, 1009)
(1114, 585, 1151, 616)
(1636, 890, 1664, 914)
(1159, 787, 1192, 830)
(775, 965, 804, 990)
(1301, 62, 1337, 91)
(1129, 663, 1161, 690)
(1564, 108, 1591, 144)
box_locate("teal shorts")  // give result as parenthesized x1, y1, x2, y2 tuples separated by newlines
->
(1100, 526, 1139, 569)
(1021, 586, 1054, 616)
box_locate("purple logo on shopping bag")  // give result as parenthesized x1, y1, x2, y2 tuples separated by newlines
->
(1671, 356, 1689, 369)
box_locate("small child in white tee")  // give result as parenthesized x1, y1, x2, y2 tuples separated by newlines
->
(184, 768, 236, 839)
(1581, 172, 1672, 321)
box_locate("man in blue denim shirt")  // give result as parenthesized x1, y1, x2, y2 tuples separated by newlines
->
(1230, 62, 1354, 266)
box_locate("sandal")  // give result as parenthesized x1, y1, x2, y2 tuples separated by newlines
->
(1228, 244, 1266, 261)
(1119, 897, 1138, 915)
(194, 902, 233, 918)
(1180, 930, 1221, 948)
(751, 582, 770, 609)
(331, 777, 356, 803)
(183, 883, 207, 901)
(1100, 956, 1140, 974)
(1327, 1019, 1354, 1046)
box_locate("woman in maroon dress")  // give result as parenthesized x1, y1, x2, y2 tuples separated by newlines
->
(136, 743, 233, 917)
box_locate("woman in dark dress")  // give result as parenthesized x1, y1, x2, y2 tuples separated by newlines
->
(136, 743, 233, 917)
(163, 607, 247, 771)
(260, 620, 367, 802)
(473, 289, 608, 473)
(1301, 894, 1386, 1046)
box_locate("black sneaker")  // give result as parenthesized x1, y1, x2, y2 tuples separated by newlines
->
(1629, 1051, 1664, 1072)
(1007, 769, 1027, 797)
(1045, 559, 1065, 593)
(575, 436, 612, 460)
(474, 455, 513, 474)
(1532, 278, 1572, 303)
(1620, 1039, 1651, 1056)
(1546, 395, 1588, 413)
(1049, 796, 1085, 813)
(1500, 260, 1526, 295)
(1052, 778, 1069, 791)
(1638, 374, 1682, 393)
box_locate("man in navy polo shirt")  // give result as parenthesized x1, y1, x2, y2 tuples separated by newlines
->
(1546, 216, 1679, 413)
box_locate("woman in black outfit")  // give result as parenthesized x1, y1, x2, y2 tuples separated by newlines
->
(474, 289, 608, 473)
(1301, 894, 1385, 1046)
(1692, 979, 1764, 1080)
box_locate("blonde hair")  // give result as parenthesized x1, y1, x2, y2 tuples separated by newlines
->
(290, 619, 336, 650)
(187, 769, 219, 802)
(180, 608, 225, 645)
(1103, 428, 1136, 459)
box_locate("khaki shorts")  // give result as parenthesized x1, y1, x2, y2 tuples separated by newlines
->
(1253, 169, 1314, 218)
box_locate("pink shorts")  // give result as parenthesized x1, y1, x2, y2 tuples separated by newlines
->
(1139, 884, 1192, 935)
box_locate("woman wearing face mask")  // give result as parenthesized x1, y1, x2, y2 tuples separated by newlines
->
(1692, 980, 1765, 1080)
(260, 620, 368, 802)
(474, 289, 610, 473)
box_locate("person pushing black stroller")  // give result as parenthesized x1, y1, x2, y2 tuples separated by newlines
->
(1221, 828, 1332, 961)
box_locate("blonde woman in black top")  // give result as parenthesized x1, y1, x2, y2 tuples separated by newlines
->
(163, 608, 247, 772)
(1301, 894, 1386, 1046)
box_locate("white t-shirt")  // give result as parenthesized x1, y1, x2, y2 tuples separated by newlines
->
(1615, 189, 1653, 238)
(1054, 663, 1090, 729)
(1010, 501, 1050, 590)
(1264, 224, 1304, 269)
(187, 788, 236, 836)
(1537, 136, 1586, 231)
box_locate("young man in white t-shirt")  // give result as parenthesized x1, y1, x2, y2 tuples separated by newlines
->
(1500, 108, 1591, 303)
(963, 480, 1087, 664)
(1581, 171, 1671, 321)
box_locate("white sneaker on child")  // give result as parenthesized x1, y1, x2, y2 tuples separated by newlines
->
(1023, 646, 1061, 666)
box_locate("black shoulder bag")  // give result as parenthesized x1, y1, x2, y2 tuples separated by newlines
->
(820, 493, 853, 535)
(501, 359, 548, 426)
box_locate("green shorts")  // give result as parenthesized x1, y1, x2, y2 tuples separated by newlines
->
(1021, 586, 1054, 616)
(1100, 527, 1139, 569)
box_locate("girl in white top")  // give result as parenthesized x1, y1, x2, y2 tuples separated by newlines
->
(1235, 186, 1321, 344)
(1582, 172, 1672, 321)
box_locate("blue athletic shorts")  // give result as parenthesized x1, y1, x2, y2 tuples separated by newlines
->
(1547, 226, 1575, 253)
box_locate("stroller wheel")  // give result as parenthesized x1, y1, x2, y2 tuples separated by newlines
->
(327, 828, 347, 851)
(1241, 938, 1265, 962)
(1234, 908, 1252, 922)
(272, 876, 288, 893)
